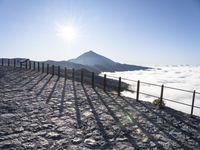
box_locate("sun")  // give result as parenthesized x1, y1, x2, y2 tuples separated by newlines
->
(56, 23, 78, 42)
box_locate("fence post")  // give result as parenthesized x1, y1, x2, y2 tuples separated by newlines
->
(118, 77, 121, 96)
(103, 74, 106, 92)
(136, 80, 140, 101)
(47, 64, 49, 74)
(25, 60, 28, 69)
(191, 90, 196, 117)
(160, 84, 164, 108)
(42, 63, 44, 73)
(14, 59, 16, 68)
(58, 66, 60, 77)
(29, 61, 31, 69)
(37, 62, 40, 72)
(8, 59, 10, 66)
(65, 67, 67, 80)
(33, 62, 36, 70)
(92, 72, 94, 88)
(72, 68, 75, 81)
(52, 65, 54, 75)
(81, 70, 84, 85)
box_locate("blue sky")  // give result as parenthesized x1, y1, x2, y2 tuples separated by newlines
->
(0, 0, 200, 65)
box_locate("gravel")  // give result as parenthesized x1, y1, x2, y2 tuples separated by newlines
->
(0, 66, 200, 149)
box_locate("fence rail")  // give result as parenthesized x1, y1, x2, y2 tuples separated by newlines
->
(107, 74, 200, 117)
(1, 58, 200, 117)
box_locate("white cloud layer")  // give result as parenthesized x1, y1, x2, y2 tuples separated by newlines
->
(101, 65, 200, 116)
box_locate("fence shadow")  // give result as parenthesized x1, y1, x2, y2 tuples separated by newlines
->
(28, 74, 49, 91)
(82, 85, 112, 149)
(21, 72, 44, 88)
(121, 96, 200, 147)
(93, 88, 140, 149)
(59, 79, 67, 117)
(72, 80, 82, 129)
(15, 70, 38, 85)
(114, 94, 195, 149)
(161, 106, 200, 131)
(3, 68, 31, 83)
(46, 76, 60, 104)
(36, 75, 54, 96)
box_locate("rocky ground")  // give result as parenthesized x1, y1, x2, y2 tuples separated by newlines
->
(0, 66, 200, 150)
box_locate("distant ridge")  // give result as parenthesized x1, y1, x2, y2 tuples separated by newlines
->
(1, 51, 149, 73)
(68, 50, 149, 72)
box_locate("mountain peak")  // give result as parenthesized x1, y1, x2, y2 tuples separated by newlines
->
(88, 50, 95, 53)
(69, 50, 115, 66)
(82, 50, 99, 57)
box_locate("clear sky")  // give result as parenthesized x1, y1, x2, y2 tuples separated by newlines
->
(0, 0, 200, 65)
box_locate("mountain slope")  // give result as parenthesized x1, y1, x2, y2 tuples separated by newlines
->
(69, 50, 115, 66)
(44, 60, 99, 73)
(69, 51, 149, 72)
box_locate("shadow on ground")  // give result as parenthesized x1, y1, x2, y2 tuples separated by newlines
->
(0, 66, 200, 149)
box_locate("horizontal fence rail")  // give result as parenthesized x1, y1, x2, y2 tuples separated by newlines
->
(106, 74, 200, 117)
(1, 58, 200, 117)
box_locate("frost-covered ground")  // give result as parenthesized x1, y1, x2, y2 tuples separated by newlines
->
(101, 65, 200, 116)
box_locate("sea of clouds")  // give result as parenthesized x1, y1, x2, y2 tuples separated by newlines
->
(101, 65, 200, 116)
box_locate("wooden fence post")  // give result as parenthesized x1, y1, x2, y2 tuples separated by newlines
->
(72, 68, 75, 81)
(65, 67, 67, 80)
(118, 77, 121, 96)
(37, 62, 40, 72)
(191, 90, 196, 117)
(160, 85, 164, 108)
(81, 70, 84, 85)
(47, 64, 49, 74)
(103, 74, 106, 92)
(14, 59, 16, 68)
(29, 61, 31, 69)
(33, 62, 36, 70)
(52, 65, 54, 75)
(25, 61, 28, 69)
(58, 66, 60, 77)
(136, 80, 140, 101)
(42, 63, 44, 73)
(92, 72, 94, 88)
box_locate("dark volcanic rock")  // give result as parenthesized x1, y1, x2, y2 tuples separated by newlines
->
(0, 66, 200, 149)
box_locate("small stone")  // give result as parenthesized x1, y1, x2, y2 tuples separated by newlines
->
(38, 137, 49, 146)
(116, 137, 128, 142)
(47, 132, 62, 140)
(42, 124, 53, 130)
(1, 113, 15, 119)
(142, 137, 149, 143)
(83, 111, 93, 118)
(150, 141, 156, 147)
(84, 138, 99, 148)
(23, 142, 35, 148)
(35, 131, 46, 136)
(71, 137, 83, 145)
(155, 134, 161, 140)
(65, 101, 73, 105)
(15, 126, 24, 133)
(136, 129, 142, 134)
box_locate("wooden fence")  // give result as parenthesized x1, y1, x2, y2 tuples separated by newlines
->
(1, 58, 199, 117)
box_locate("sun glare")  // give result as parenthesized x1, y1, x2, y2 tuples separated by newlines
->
(56, 23, 78, 42)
